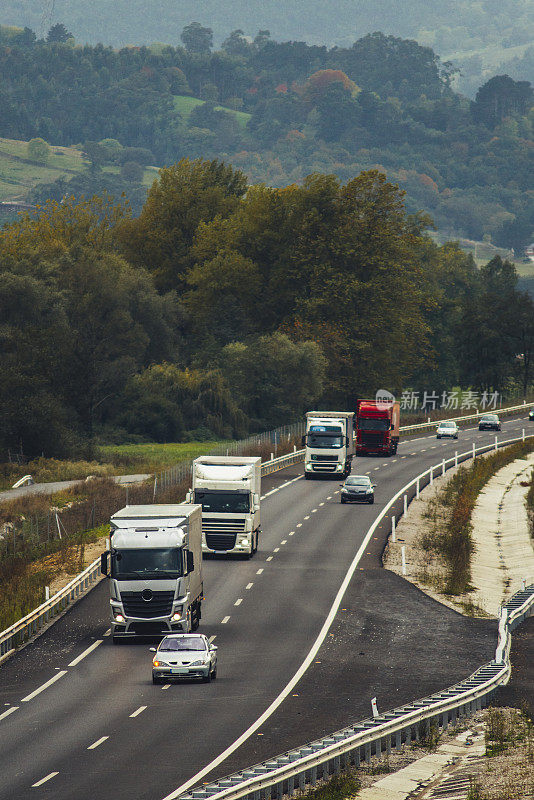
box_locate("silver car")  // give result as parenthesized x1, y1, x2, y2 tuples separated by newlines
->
(436, 421, 459, 439)
(150, 634, 217, 684)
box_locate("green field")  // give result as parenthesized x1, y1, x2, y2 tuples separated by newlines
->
(173, 95, 251, 129)
(0, 137, 158, 202)
(98, 440, 230, 472)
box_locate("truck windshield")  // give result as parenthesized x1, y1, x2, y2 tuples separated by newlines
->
(358, 418, 390, 431)
(194, 490, 250, 513)
(112, 548, 182, 579)
(306, 434, 344, 449)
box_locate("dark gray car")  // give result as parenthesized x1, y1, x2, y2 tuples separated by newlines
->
(340, 475, 375, 504)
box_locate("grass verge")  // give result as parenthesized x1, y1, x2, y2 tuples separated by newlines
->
(422, 440, 534, 595)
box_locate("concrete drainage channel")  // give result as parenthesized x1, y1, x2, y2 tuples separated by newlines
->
(177, 434, 534, 800)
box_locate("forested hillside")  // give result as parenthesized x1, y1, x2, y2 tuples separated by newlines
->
(2, 0, 532, 62)
(0, 32, 533, 252)
(1, 162, 533, 460)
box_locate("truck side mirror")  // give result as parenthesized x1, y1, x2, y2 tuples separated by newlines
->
(100, 551, 109, 576)
(253, 493, 260, 510)
(185, 490, 192, 503)
(301, 435, 306, 447)
(186, 550, 194, 574)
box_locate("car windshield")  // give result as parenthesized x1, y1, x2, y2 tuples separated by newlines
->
(195, 490, 250, 513)
(345, 477, 369, 486)
(481, 415, 498, 421)
(159, 637, 206, 652)
(440, 422, 455, 428)
(112, 548, 182, 579)
(358, 418, 390, 431)
(307, 433, 344, 449)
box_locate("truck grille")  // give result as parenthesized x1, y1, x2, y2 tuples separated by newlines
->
(202, 518, 246, 534)
(205, 533, 237, 551)
(361, 432, 384, 446)
(120, 590, 174, 618)
(311, 454, 338, 462)
(312, 464, 337, 472)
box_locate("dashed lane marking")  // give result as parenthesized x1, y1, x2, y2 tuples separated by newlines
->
(304, 515, 310, 520)
(0, 706, 18, 722)
(32, 772, 59, 788)
(326, 496, 332, 500)
(221, 616, 231, 624)
(103, 628, 111, 637)
(130, 706, 147, 718)
(256, 568, 264, 575)
(68, 639, 103, 667)
(234, 599, 243, 606)
(273, 547, 280, 553)
(296, 523, 302, 527)
(246, 582, 253, 589)
(87, 736, 108, 750)
(161, 684, 171, 690)
(266, 556, 273, 561)
(22, 671, 67, 702)
(280, 540, 287, 545)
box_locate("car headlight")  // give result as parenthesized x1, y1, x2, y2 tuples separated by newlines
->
(189, 659, 207, 666)
(153, 660, 169, 667)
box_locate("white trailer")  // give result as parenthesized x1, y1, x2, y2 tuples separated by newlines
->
(188, 456, 261, 557)
(304, 411, 355, 479)
(101, 504, 203, 642)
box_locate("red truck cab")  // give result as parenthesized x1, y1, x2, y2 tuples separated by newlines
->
(356, 400, 400, 456)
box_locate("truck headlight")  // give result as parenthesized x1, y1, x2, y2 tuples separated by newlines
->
(172, 612, 182, 621)
(305, 463, 313, 470)
(336, 464, 343, 470)
(239, 536, 249, 546)
(114, 613, 125, 623)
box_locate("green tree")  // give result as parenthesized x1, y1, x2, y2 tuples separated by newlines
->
(180, 22, 213, 54)
(119, 158, 248, 292)
(221, 333, 326, 429)
(46, 23, 73, 43)
(27, 137, 50, 162)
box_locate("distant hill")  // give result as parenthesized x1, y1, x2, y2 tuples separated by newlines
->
(2, 0, 533, 93)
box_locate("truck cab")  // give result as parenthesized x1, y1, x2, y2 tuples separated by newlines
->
(100, 504, 203, 642)
(304, 412, 355, 479)
(188, 456, 261, 557)
(356, 400, 400, 456)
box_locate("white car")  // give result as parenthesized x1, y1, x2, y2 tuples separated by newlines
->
(150, 634, 217, 684)
(436, 421, 459, 439)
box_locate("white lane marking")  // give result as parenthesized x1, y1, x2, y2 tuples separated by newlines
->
(326, 496, 332, 500)
(32, 772, 59, 787)
(382, 463, 388, 466)
(22, 671, 67, 702)
(430, 445, 437, 449)
(246, 582, 254, 589)
(161, 469, 395, 800)
(410, 452, 416, 456)
(234, 599, 243, 606)
(420, 449, 426, 452)
(311, 509, 317, 513)
(334, 491, 340, 495)
(296, 523, 302, 528)
(130, 706, 147, 718)
(401, 456, 407, 459)
(289, 532, 294, 536)
(161, 684, 171, 690)
(88, 736, 108, 750)
(208, 636, 216, 643)
(104, 628, 111, 637)
(304, 515, 310, 520)
(266, 556, 273, 561)
(374, 467, 380, 470)
(256, 568, 264, 575)
(68, 639, 103, 667)
(221, 616, 231, 624)
(0, 706, 18, 722)
(261, 475, 303, 500)
(280, 540, 287, 545)
(392, 459, 397, 462)
(273, 547, 280, 553)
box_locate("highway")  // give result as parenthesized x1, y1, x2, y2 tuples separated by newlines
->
(0, 416, 530, 800)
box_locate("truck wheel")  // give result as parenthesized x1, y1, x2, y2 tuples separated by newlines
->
(253, 532, 259, 554)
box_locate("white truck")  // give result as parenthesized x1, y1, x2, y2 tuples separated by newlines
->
(187, 456, 261, 557)
(303, 411, 355, 479)
(100, 504, 203, 642)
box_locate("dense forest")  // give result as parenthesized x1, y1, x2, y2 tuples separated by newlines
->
(1, 28, 533, 252)
(2, 0, 533, 74)
(1, 160, 533, 460)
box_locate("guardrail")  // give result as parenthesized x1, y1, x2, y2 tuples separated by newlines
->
(400, 400, 531, 433)
(0, 556, 101, 660)
(176, 432, 534, 800)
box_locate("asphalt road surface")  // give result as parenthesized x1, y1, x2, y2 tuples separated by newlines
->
(0, 417, 531, 800)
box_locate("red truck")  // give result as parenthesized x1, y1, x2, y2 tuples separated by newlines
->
(356, 399, 400, 456)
